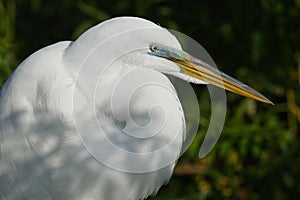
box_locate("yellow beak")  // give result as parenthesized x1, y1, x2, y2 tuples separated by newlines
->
(148, 42, 273, 105)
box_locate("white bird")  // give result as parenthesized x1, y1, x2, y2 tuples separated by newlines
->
(0, 17, 272, 200)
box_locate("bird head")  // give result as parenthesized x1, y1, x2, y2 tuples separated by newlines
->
(64, 17, 273, 104)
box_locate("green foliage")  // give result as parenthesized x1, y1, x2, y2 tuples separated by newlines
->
(0, 0, 16, 86)
(196, 99, 299, 200)
(0, 0, 299, 199)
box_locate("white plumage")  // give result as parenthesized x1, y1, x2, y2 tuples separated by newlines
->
(0, 16, 272, 200)
(0, 17, 186, 200)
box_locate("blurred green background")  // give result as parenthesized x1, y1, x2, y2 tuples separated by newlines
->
(0, 0, 299, 199)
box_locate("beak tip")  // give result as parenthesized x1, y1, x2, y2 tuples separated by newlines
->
(268, 100, 275, 105)
(261, 97, 274, 105)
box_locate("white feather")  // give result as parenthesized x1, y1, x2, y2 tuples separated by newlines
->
(0, 17, 187, 200)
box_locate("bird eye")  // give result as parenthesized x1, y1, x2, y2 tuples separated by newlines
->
(150, 44, 159, 52)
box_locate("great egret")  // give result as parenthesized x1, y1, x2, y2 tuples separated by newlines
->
(0, 17, 272, 200)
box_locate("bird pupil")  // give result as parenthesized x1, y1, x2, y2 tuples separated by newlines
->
(151, 45, 159, 52)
